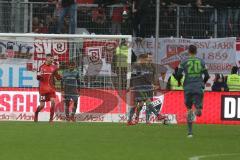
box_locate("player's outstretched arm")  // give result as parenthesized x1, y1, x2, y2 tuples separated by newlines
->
(203, 69, 210, 84)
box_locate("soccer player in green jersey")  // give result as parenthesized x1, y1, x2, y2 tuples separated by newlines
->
(127, 53, 163, 125)
(177, 45, 210, 137)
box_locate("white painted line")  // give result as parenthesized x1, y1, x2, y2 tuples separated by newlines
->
(189, 153, 240, 160)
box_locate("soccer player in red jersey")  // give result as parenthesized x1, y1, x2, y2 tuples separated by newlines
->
(34, 54, 61, 123)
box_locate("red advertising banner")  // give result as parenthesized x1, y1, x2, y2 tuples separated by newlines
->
(161, 91, 240, 124)
(0, 88, 126, 114)
(0, 88, 240, 124)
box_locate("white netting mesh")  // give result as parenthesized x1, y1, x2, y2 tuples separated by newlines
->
(0, 33, 132, 122)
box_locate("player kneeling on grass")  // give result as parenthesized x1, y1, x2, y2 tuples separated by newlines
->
(127, 53, 166, 125)
(177, 45, 209, 137)
(34, 54, 62, 123)
(61, 62, 80, 122)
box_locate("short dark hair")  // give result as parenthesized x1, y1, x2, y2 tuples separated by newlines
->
(231, 66, 238, 74)
(188, 45, 197, 54)
(138, 53, 149, 59)
(46, 54, 53, 57)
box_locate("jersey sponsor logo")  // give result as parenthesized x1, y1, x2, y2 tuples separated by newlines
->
(221, 95, 240, 120)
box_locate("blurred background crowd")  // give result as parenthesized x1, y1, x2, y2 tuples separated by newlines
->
(1, 0, 240, 38)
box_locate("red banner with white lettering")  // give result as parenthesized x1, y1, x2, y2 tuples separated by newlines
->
(0, 88, 240, 124)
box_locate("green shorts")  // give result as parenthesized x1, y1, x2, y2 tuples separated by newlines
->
(184, 91, 203, 109)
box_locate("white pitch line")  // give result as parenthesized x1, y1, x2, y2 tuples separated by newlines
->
(189, 153, 240, 160)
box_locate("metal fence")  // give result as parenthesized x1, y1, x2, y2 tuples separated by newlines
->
(1, 1, 240, 38)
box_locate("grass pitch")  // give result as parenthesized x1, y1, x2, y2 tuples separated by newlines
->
(0, 122, 239, 160)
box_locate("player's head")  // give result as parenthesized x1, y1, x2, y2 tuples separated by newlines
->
(188, 45, 197, 55)
(45, 54, 54, 65)
(215, 73, 224, 83)
(138, 53, 149, 63)
(69, 61, 76, 70)
(121, 39, 127, 46)
(231, 66, 238, 74)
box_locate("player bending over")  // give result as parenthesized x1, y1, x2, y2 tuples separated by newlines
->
(127, 53, 165, 125)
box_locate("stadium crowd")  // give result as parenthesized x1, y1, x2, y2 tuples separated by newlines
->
(25, 0, 240, 38)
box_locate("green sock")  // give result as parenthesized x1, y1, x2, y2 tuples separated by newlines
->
(187, 111, 194, 134)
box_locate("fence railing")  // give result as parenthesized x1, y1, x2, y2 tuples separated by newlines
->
(0, 1, 240, 38)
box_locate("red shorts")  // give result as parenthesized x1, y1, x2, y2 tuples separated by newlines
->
(39, 92, 56, 102)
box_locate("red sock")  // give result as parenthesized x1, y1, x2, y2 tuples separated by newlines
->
(34, 107, 41, 122)
(50, 107, 54, 121)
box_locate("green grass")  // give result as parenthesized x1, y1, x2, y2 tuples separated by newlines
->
(0, 122, 240, 160)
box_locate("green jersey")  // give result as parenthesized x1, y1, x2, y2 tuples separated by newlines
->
(130, 63, 157, 88)
(177, 56, 209, 92)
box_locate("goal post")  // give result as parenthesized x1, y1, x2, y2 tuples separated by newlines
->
(0, 33, 132, 122)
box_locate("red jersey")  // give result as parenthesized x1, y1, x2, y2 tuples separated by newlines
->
(112, 7, 123, 23)
(37, 63, 61, 94)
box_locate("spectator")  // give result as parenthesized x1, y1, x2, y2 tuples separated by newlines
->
(57, 0, 77, 34)
(46, 15, 58, 33)
(114, 39, 128, 89)
(132, 0, 148, 37)
(76, 0, 94, 4)
(166, 67, 184, 90)
(211, 74, 228, 91)
(111, 6, 123, 34)
(131, 50, 137, 63)
(32, 17, 48, 33)
(91, 4, 106, 34)
(32, 17, 40, 33)
(226, 66, 240, 91)
(115, 39, 128, 68)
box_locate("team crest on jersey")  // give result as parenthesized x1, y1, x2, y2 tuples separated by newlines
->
(87, 47, 102, 64)
(52, 40, 67, 55)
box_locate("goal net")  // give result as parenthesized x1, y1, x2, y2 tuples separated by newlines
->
(0, 33, 132, 122)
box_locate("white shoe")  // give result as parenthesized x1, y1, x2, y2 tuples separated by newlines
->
(187, 134, 193, 138)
